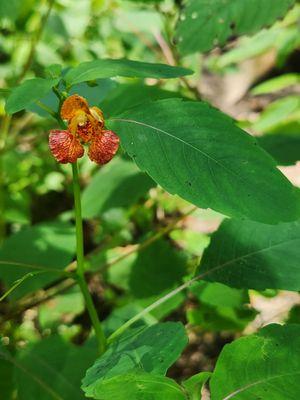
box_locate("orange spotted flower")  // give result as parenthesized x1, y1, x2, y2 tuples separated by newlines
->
(49, 94, 119, 164)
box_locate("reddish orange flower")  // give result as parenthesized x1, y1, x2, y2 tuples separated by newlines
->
(49, 94, 119, 165)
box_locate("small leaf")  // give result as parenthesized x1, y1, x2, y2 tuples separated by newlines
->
(198, 218, 300, 291)
(5, 77, 59, 114)
(183, 372, 212, 400)
(109, 99, 300, 224)
(176, 0, 295, 55)
(251, 73, 300, 95)
(82, 322, 188, 395)
(210, 324, 300, 399)
(64, 58, 193, 87)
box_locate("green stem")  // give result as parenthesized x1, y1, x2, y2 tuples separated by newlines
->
(72, 161, 107, 354)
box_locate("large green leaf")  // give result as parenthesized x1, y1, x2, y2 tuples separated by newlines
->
(85, 372, 186, 400)
(82, 322, 188, 397)
(109, 99, 300, 223)
(198, 218, 300, 291)
(5, 78, 59, 114)
(175, 0, 295, 55)
(0, 221, 75, 299)
(82, 157, 154, 219)
(210, 324, 300, 399)
(2, 335, 96, 400)
(64, 59, 193, 87)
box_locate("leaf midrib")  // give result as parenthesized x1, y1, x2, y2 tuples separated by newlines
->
(112, 118, 245, 184)
(222, 370, 300, 399)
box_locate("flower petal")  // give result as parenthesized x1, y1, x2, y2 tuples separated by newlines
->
(49, 130, 84, 164)
(60, 94, 89, 121)
(88, 130, 119, 165)
(89, 106, 104, 128)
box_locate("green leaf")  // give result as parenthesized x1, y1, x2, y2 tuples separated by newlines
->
(175, 0, 295, 55)
(87, 372, 186, 400)
(64, 58, 193, 87)
(187, 302, 255, 331)
(182, 372, 211, 400)
(10, 335, 96, 400)
(251, 73, 300, 95)
(257, 132, 300, 165)
(5, 78, 59, 114)
(210, 324, 300, 399)
(198, 218, 300, 291)
(0, 221, 75, 299)
(0, 345, 14, 400)
(252, 96, 300, 133)
(100, 82, 184, 117)
(82, 322, 188, 396)
(82, 157, 154, 218)
(0, 0, 21, 21)
(109, 99, 300, 224)
(129, 239, 187, 299)
(190, 281, 249, 308)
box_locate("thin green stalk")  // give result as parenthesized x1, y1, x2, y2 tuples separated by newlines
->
(72, 161, 107, 354)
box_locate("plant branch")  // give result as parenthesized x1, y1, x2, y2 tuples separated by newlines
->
(72, 161, 107, 355)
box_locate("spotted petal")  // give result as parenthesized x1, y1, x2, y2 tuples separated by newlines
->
(60, 94, 89, 121)
(49, 130, 84, 164)
(88, 130, 119, 165)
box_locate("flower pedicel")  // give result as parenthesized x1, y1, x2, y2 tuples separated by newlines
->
(49, 94, 119, 164)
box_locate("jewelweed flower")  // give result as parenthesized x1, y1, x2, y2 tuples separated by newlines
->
(49, 94, 119, 164)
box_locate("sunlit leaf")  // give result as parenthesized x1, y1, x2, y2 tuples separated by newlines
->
(65, 59, 193, 87)
(82, 322, 188, 397)
(210, 324, 300, 399)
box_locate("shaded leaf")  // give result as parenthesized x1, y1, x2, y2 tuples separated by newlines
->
(129, 239, 187, 299)
(10, 335, 96, 400)
(0, 345, 14, 400)
(100, 82, 183, 117)
(109, 99, 300, 223)
(5, 78, 59, 114)
(199, 218, 300, 291)
(175, 0, 295, 55)
(0, 221, 75, 299)
(82, 157, 155, 219)
(257, 132, 300, 165)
